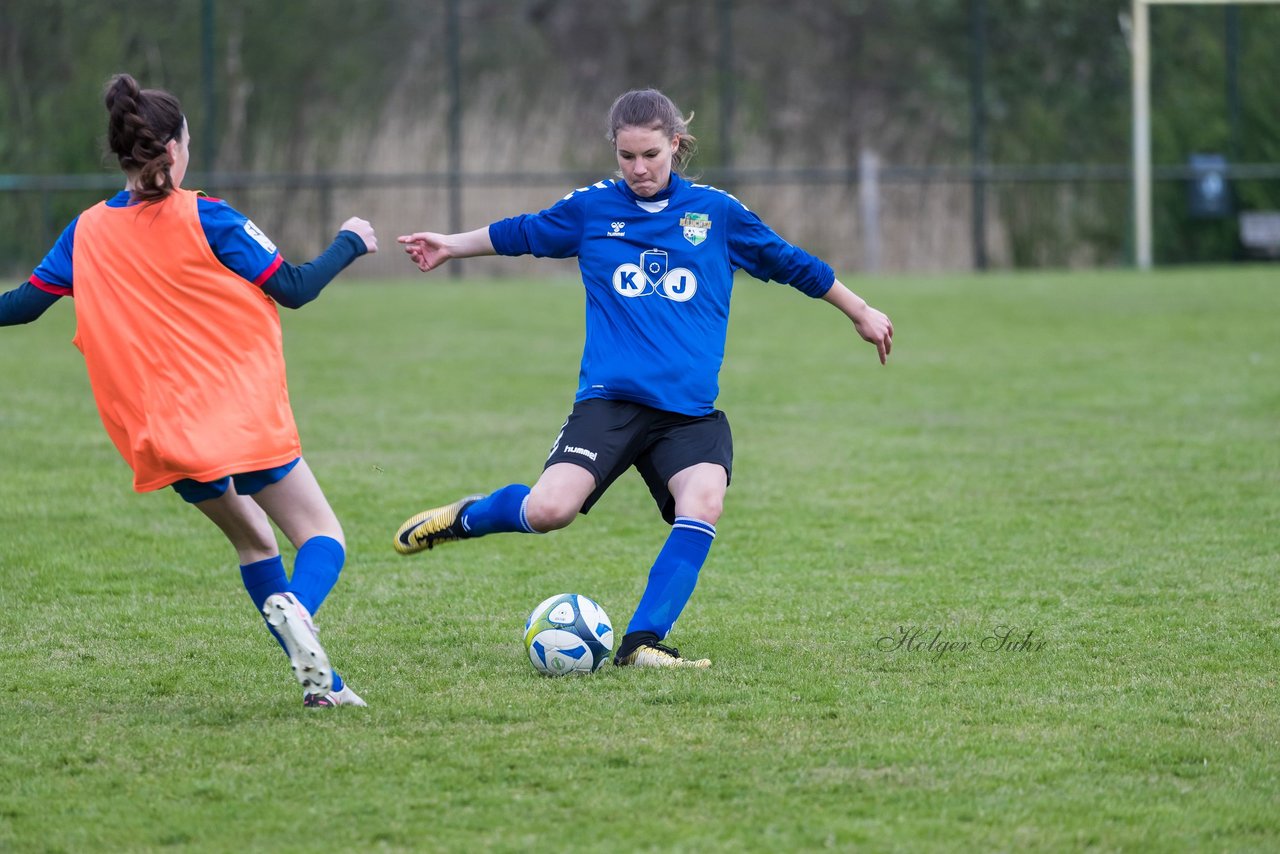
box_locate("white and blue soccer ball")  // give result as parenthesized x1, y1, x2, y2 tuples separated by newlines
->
(523, 593, 614, 676)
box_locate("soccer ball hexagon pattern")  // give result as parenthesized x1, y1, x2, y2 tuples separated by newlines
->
(523, 593, 614, 676)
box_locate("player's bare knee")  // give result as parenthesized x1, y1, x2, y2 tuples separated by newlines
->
(691, 506, 723, 526)
(230, 523, 278, 563)
(316, 517, 344, 548)
(282, 524, 344, 552)
(676, 493, 723, 525)
(314, 527, 345, 551)
(524, 497, 577, 532)
(235, 538, 279, 565)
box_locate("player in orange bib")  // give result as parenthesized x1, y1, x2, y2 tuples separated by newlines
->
(0, 74, 376, 708)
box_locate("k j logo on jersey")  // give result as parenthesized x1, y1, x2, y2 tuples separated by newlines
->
(680, 212, 711, 246)
(642, 249, 668, 288)
(612, 249, 698, 302)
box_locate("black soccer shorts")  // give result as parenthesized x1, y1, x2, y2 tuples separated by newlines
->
(543, 398, 733, 524)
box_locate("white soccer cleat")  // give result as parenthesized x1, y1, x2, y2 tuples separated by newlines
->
(304, 685, 367, 708)
(263, 592, 333, 695)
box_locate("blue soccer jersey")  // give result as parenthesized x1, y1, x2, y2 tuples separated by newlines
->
(29, 190, 282, 296)
(488, 173, 834, 416)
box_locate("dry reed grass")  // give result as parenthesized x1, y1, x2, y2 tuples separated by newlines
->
(239, 98, 1018, 278)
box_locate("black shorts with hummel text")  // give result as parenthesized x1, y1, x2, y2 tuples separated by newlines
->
(544, 399, 733, 525)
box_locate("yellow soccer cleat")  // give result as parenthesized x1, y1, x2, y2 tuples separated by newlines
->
(615, 640, 711, 669)
(394, 494, 486, 555)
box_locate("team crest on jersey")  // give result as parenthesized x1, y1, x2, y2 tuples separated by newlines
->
(680, 212, 712, 246)
(612, 248, 698, 302)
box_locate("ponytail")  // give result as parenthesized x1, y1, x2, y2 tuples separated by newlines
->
(104, 73, 185, 203)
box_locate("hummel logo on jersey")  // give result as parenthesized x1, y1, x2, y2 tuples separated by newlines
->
(564, 445, 599, 461)
(607, 221, 626, 237)
(611, 248, 698, 302)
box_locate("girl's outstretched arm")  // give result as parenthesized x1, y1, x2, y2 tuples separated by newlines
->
(397, 227, 496, 273)
(0, 282, 61, 326)
(822, 279, 894, 365)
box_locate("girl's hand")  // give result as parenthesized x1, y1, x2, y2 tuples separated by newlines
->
(397, 232, 451, 272)
(340, 217, 378, 254)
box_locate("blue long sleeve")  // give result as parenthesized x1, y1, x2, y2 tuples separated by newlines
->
(261, 230, 366, 309)
(726, 202, 834, 298)
(489, 193, 586, 259)
(0, 282, 61, 326)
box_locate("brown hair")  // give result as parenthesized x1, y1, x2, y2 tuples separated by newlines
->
(606, 88, 698, 173)
(103, 73, 185, 203)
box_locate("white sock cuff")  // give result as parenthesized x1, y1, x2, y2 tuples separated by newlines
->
(672, 516, 716, 539)
(519, 495, 541, 534)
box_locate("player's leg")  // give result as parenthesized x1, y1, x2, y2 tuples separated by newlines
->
(394, 400, 633, 554)
(524, 399, 649, 532)
(185, 478, 335, 697)
(183, 479, 288, 633)
(615, 411, 732, 668)
(524, 463, 596, 531)
(247, 458, 344, 616)
(393, 464, 592, 554)
(631, 462, 725, 642)
(245, 458, 364, 705)
(615, 463, 723, 668)
(186, 478, 279, 564)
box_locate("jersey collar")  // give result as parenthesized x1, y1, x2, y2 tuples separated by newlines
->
(617, 172, 685, 208)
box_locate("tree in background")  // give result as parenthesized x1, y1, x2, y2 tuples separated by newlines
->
(2, 0, 1278, 273)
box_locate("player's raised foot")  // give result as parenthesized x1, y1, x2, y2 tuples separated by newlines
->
(394, 493, 486, 554)
(262, 592, 333, 694)
(304, 684, 367, 708)
(614, 640, 711, 669)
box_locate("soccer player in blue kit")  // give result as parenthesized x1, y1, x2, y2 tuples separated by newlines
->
(394, 88, 892, 668)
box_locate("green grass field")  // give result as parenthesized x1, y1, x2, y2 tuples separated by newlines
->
(1, 266, 1277, 852)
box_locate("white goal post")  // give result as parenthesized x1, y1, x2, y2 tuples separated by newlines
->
(1132, 0, 1276, 269)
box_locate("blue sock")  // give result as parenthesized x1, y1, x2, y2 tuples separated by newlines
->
(241, 555, 288, 613)
(625, 518, 716, 638)
(290, 537, 346, 693)
(459, 484, 538, 536)
(240, 555, 289, 655)
(288, 535, 344, 615)
(288, 537, 346, 692)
